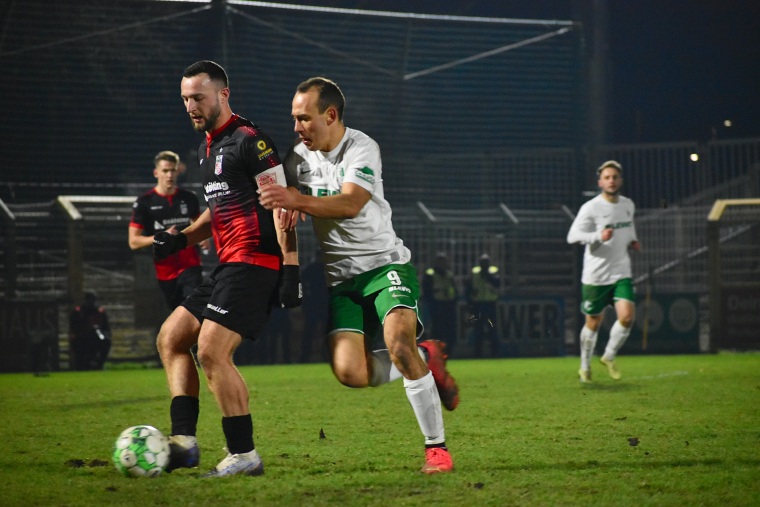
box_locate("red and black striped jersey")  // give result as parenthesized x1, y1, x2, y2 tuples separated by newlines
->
(130, 187, 202, 281)
(199, 114, 281, 269)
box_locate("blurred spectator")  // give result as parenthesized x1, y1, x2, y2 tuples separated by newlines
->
(422, 252, 458, 356)
(68, 292, 112, 370)
(466, 253, 501, 358)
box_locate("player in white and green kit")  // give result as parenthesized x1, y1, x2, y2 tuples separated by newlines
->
(259, 77, 457, 474)
(567, 160, 641, 382)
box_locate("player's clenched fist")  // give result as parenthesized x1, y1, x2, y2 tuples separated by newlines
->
(153, 231, 187, 260)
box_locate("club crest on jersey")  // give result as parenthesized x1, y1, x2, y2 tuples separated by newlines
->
(215, 155, 223, 175)
(180, 202, 188, 215)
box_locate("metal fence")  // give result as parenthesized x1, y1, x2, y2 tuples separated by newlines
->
(596, 137, 760, 208)
(2, 138, 760, 365)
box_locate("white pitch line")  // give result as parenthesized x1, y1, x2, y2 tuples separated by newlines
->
(627, 370, 690, 380)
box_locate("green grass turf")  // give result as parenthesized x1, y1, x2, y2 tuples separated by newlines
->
(0, 353, 758, 506)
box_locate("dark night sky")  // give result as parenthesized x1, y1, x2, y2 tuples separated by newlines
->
(272, 0, 760, 144)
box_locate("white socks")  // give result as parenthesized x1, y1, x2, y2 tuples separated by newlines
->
(581, 321, 631, 367)
(604, 320, 632, 360)
(368, 347, 426, 387)
(579, 326, 598, 371)
(404, 371, 445, 446)
(368, 349, 444, 446)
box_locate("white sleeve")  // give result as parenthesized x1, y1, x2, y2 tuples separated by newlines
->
(567, 204, 602, 245)
(342, 141, 381, 194)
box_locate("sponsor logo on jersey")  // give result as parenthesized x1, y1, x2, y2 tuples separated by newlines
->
(204, 181, 230, 201)
(256, 139, 273, 160)
(215, 155, 223, 175)
(355, 166, 375, 184)
(150, 206, 163, 210)
(163, 217, 189, 227)
(311, 186, 339, 197)
(611, 221, 633, 229)
(204, 181, 229, 193)
(206, 304, 229, 315)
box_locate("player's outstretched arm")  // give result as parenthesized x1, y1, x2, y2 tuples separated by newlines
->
(260, 182, 370, 220)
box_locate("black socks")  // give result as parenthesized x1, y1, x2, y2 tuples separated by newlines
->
(170, 395, 199, 436)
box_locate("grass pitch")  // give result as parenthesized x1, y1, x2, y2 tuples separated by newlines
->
(0, 353, 758, 506)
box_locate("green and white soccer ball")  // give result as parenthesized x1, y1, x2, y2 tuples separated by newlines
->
(112, 425, 170, 478)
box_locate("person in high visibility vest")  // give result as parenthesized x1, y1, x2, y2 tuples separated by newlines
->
(422, 252, 459, 356)
(466, 253, 501, 357)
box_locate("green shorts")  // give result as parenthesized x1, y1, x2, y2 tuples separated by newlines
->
(580, 278, 635, 316)
(328, 263, 423, 339)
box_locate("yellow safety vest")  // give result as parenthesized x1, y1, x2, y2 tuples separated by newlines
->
(470, 265, 499, 302)
(425, 268, 456, 301)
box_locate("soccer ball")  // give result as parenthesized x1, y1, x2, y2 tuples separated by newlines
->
(112, 425, 170, 477)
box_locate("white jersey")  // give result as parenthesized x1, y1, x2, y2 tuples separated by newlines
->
(284, 127, 410, 286)
(567, 194, 638, 285)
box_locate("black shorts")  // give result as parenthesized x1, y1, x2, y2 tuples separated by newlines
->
(181, 263, 279, 341)
(157, 266, 203, 310)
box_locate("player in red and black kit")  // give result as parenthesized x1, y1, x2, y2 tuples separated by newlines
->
(152, 60, 301, 478)
(129, 150, 207, 310)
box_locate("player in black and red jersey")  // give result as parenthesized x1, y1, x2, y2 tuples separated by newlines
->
(129, 150, 208, 310)
(152, 60, 301, 478)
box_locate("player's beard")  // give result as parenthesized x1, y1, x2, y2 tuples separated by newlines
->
(192, 103, 222, 133)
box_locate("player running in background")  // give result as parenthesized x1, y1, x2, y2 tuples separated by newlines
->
(567, 160, 641, 382)
(259, 77, 458, 474)
(153, 60, 301, 478)
(129, 150, 209, 310)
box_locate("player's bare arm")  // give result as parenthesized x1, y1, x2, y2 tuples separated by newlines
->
(128, 226, 154, 250)
(273, 207, 298, 265)
(180, 208, 213, 246)
(260, 182, 370, 219)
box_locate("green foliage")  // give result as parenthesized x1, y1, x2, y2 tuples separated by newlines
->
(1, 354, 759, 506)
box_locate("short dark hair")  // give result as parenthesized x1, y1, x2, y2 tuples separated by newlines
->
(154, 150, 179, 168)
(183, 60, 229, 88)
(296, 77, 345, 121)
